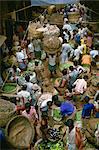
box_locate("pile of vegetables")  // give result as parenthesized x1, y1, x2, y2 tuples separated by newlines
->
(2, 83, 17, 93)
(38, 140, 64, 150)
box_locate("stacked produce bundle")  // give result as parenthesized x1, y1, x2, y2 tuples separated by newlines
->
(43, 36, 62, 54)
(43, 25, 60, 37)
(28, 22, 43, 39)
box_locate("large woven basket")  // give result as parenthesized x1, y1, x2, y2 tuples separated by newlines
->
(43, 36, 62, 54)
(68, 12, 80, 23)
(0, 99, 16, 127)
(5, 115, 35, 149)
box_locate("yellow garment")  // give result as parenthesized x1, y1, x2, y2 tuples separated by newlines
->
(82, 55, 91, 65)
(81, 38, 87, 54)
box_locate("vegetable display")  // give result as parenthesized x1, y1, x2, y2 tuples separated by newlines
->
(38, 140, 64, 150)
(2, 83, 17, 93)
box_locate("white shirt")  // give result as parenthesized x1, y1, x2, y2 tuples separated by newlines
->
(17, 90, 31, 103)
(63, 31, 69, 42)
(61, 43, 73, 55)
(16, 51, 24, 62)
(67, 127, 76, 150)
(90, 50, 98, 58)
(38, 93, 52, 108)
(21, 49, 28, 59)
(73, 79, 87, 94)
(49, 55, 56, 66)
(26, 82, 33, 93)
(63, 24, 72, 32)
(40, 98, 52, 108)
(74, 48, 82, 60)
(75, 65, 85, 74)
(28, 43, 34, 53)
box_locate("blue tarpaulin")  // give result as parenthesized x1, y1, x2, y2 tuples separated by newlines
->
(31, 0, 79, 6)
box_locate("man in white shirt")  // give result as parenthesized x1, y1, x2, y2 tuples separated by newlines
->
(16, 48, 27, 70)
(61, 40, 74, 63)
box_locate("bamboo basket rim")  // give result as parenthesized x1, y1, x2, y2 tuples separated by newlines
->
(5, 115, 35, 149)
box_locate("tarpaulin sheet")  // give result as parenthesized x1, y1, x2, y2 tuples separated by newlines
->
(31, 0, 79, 6)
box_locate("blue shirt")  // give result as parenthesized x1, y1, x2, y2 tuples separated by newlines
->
(82, 103, 94, 118)
(60, 101, 75, 117)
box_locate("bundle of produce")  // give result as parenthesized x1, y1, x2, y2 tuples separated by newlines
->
(0, 99, 16, 127)
(6, 115, 34, 149)
(43, 25, 60, 37)
(43, 36, 62, 54)
(28, 22, 43, 39)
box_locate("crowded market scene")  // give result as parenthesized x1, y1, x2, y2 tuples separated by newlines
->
(0, 0, 99, 150)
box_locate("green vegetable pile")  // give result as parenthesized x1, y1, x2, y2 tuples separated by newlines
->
(3, 84, 16, 92)
(53, 108, 62, 120)
(38, 140, 64, 150)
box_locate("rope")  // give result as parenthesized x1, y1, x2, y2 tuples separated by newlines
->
(86, 7, 99, 16)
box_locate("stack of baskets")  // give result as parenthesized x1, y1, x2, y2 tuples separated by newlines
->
(68, 12, 80, 23)
(28, 22, 43, 39)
